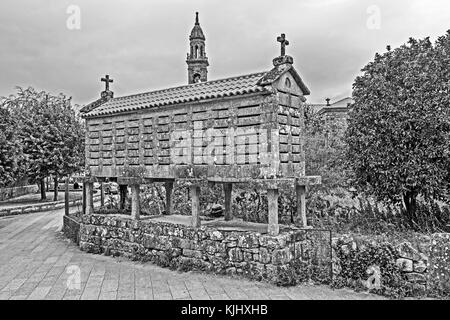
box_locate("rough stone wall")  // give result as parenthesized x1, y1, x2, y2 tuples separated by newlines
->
(0, 185, 38, 201)
(428, 233, 450, 295)
(0, 194, 99, 217)
(63, 215, 81, 245)
(63, 214, 450, 294)
(332, 234, 450, 296)
(76, 214, 332, 285)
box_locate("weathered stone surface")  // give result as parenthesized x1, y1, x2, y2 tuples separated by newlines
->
(228, 248, 243, 262)
(428, 233, 450, 294)
(66, 214, 332, 286)
(259, 247, 271, 264)
(272, 248, 290, 265)
(238, 233, 260, 248)
(259, 235, 280, 249)
(405, 272, 427, 284)
(209, 230, 224, 241)
(396, 258, 414, 272)
(413, 260, 427, 273)
(397, 242, 424, 262)
(183, 249, 203, 259)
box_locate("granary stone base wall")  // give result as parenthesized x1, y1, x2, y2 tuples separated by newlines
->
(62, 214, 450, 295)
(65, 214, 332, 285)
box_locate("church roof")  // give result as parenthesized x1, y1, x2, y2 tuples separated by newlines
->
(190, 24, 205, 40)
(82, 64, 310, 118)
(190, 12, 205, 40)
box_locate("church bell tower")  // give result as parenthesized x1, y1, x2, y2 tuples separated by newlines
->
(186, 12, 209, 84)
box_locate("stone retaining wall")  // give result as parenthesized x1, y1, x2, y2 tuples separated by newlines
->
(332, 233, 450, 297)
(62, 214, 450, 295)
(71, 214, 332, 285)
(63, 215, 81, 245)
(0, 185, 38, 201)
(0, 194, 101, 217)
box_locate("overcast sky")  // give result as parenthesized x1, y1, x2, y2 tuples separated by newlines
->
(0, 0, 449, 106)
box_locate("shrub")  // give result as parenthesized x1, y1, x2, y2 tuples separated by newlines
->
(332, 240, 411, 298)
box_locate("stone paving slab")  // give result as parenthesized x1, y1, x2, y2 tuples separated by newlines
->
(0, 207, 387, 300)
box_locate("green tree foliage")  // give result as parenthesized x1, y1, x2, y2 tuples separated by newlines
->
(346, 32, 450, 223)
(1, 87, 85, 200)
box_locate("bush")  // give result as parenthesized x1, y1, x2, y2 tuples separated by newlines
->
(308, 191, 450, 234)
(332, 240, 411, 298)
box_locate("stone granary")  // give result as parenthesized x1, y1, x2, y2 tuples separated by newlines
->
(80, 13, 320, 236)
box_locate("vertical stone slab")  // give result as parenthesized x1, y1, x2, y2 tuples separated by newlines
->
(296, 184, 307, 228)
(190, 185, 201, 228)
(64, 178, 69, 216)
(223, 183, 233, 221)
(131, 184, 140, 220)
(165, 181, 174, 215)
(267, 188, 279, 236)
(85, 182, 94, 215)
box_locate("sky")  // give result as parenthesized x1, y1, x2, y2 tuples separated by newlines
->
(0, 0, 449, 107)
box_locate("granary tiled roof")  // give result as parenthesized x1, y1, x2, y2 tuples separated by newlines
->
(82, 72, 268, 117)
(81, 63, 310, 118)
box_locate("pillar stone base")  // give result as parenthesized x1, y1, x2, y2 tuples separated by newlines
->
(267, 188, 279, 236)
(190, 185, 201, 228)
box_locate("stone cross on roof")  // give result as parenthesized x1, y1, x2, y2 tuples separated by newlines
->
(277, 33, 289, 56)
(101, 74, 113, 92)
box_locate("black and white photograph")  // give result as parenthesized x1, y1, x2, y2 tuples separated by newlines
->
(0, 0, 449, 308)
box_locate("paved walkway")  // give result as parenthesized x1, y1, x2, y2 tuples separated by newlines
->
(0, 208, 385, 300)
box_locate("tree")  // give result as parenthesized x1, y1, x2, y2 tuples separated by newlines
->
(304, 105, 349, 191)
(3, 87, 85, 200)
(346, 31, 450, 224)
(44, 94, 85, 200)
(0, 103, 25, 188)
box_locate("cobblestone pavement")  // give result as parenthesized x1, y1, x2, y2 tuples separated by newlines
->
(0, 208, 386, 300)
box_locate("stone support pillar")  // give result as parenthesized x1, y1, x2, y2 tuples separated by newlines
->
(131, 184, 140, 220)
(85, 182, 94, 215)
(100, 182, 105, 208)
(165, 181, 174, 215)
(296, 185, 307, 228)
(119, 185, 128, 211)
(223, 183, 233, 221)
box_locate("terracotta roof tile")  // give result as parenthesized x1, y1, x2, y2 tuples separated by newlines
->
(83, 72, 269, 117)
